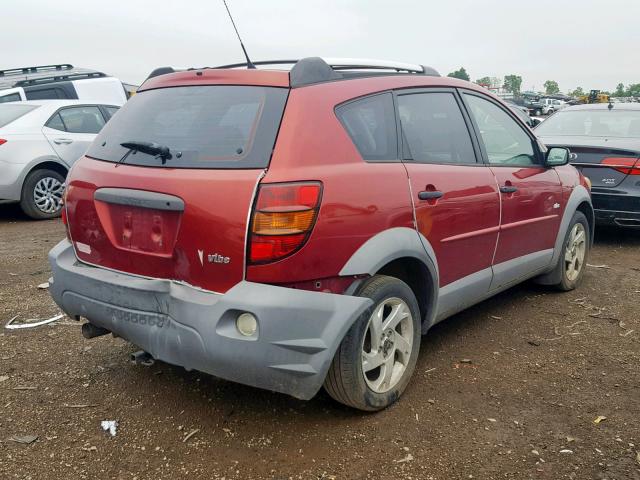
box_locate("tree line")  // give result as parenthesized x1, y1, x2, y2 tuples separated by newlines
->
(447, 67, 640, 97)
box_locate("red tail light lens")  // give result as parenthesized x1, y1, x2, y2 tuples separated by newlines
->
(601, 157, 640, 175)
(0, 139, 7, 146)
(249, 182, 322, 264)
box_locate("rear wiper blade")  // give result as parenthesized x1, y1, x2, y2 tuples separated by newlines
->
(119, 140, 173, 164)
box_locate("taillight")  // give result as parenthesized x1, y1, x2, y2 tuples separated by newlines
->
(249, 181, 322, 264)
(0, 139, 7, 146)
(601, 157, 640, 175)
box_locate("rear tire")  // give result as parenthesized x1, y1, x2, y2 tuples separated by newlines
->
(324, 275, 421, 411)
(20, 169, 66, 220)
(553, 211, 590, 291)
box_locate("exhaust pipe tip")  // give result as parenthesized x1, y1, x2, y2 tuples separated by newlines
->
(81, 322, 110, 339)
(131, 350, 155, 366)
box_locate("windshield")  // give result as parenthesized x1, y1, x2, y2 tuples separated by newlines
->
(536, 109, 640, 138)
(0, 104, 37, 128)
(86, 85, 288, 169)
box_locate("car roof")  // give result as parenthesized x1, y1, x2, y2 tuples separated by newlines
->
(561, 103, 640, 111)
(140, 57, 443, 91)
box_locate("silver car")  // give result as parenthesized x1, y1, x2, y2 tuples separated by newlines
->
(0, 100, 118, 219)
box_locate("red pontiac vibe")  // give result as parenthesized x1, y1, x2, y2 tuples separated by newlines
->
(49, 58, 593, 410)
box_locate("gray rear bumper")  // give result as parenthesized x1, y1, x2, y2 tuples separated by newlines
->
(49, 240, 371, 400)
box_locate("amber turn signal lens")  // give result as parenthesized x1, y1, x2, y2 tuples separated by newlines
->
(252, 209, 315, 235)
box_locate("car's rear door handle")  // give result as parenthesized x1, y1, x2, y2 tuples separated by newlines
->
(499, 185, 518, 194)
(418, 190, 444, 200)
(53, 138, 73, 145)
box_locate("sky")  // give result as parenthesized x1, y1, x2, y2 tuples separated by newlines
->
(3, 0, 638, 92)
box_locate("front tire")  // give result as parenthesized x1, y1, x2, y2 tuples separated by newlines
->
(324, 275, 421, 411)
(20, 169, 66, 220)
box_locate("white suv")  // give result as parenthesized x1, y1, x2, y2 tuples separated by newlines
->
(541, 98, 567, 115)
(0, 100, 118, 219)
(0, 64, 129, 106)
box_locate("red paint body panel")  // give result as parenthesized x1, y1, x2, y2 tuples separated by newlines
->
(404, 164, 500, 286)
(490, 167, 563, 264)
(139, 69, 290, 91)
(65, 158, 261, 293)
(62, 69, 587, 297)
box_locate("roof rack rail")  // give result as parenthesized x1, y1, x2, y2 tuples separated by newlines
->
(0, 64, 74, 77)
(216, 57, 440, 87)
(14, 71, 107, 87)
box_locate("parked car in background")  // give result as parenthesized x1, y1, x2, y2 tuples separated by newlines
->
(536, 103, 640, 228)
(0, 100, 118, 218)
(49, 57, 593, 411)
(0, 64, 128, 106)
(541, 98, 568, 115)
(505, 100, 540, 127)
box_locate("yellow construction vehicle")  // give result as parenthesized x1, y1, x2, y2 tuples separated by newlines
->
(578, 90, 610, 104)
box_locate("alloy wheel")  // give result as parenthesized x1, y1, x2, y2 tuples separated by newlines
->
(361, 297, 414, 393)
(33, 177, 65, 214)
(564, 223, 586, 281)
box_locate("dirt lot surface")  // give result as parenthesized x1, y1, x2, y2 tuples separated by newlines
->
(1, 204, 639, 480)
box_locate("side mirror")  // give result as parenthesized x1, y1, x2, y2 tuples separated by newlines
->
(531, 118, 542, 127)
(545, 147, 569, 167)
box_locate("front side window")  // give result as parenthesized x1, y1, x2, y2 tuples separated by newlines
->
(58, 106, 105, 134)
(397, 92, 477, 165)
(464, 94, 537, 166)
(336, 93, 397, 161)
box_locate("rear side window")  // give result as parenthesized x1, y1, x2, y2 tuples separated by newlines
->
(46, 113, 66, 131)
(87, 86, 289, 169)
(25, 88, 65, 100)
(0, 104, 37, 127)
(336, 93, 397, 161)
(59, 106, 105, 134)
(0, 93, 21, 103)
(397, 92, 477, 164)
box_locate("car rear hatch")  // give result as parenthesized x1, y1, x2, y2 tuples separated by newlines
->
(63, 74, 289, 293)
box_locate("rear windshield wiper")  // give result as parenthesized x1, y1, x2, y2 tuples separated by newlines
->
(119, 140, 173, 164)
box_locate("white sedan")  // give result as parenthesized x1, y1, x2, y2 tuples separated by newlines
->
(0, 100, 118, 219)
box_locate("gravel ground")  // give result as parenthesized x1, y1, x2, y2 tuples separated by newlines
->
(0, 203, 639, 480)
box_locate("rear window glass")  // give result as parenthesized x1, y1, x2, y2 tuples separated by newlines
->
(87, 86, 289, 169)
(0, 93, 21, 103)
(0, 104, 37, 127)
(536, 109, 640, 138)
(336, 93, 398, 161)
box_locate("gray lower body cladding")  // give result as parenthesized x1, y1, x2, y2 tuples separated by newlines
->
(49, 240, 371, 400)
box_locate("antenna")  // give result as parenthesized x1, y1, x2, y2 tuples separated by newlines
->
(222, 0, 255, 69)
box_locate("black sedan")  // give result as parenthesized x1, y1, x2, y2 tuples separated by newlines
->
(536, 103, 640, 228)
